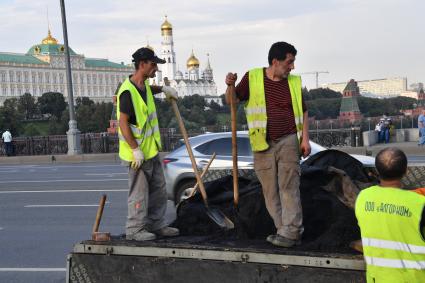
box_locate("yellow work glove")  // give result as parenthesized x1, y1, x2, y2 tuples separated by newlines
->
(131, 147, 144, 169)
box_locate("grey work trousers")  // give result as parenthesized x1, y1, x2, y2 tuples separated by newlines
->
(253, 134, 303, 240)
(126, 154, 167, 235)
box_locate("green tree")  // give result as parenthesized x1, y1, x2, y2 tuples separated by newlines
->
(0, 98, 23, 135)
(18, 93, 38, 120)
(38, 92, 67, 121)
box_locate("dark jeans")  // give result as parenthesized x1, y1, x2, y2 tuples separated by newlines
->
(379, 129, 390, 143)
(4, 142, 13, 156)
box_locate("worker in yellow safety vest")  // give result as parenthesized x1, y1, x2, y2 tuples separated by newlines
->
(355, 147, 425, 283)
(118, 47, 179, 241)
(225, 41, 311, 248)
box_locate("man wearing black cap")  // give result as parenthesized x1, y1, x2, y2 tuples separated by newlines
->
(117, 47, 179, 241)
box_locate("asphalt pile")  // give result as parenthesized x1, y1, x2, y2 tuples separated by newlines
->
(173, 150, 378, 253)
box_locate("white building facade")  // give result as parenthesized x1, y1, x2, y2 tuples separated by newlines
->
(152, 17, 219, 103)
(0, 30, 132, 105)
(322, 77, 408, 98)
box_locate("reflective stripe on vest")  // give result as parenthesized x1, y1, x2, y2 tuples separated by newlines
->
(355, 185, 425, 281)
(245, 68, 303, 152)
(116, 78, 162, 162)
(365, 256, 425, 270)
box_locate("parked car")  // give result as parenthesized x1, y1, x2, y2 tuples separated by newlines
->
(163, 131, 375, 204)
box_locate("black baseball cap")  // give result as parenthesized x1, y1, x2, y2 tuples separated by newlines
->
(132, 47, 166, 64)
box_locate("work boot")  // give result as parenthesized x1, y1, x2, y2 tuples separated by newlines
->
(153, 226, 179, 237)
(271, 235, 300, 248)
(126, 229, 156, 241)
(266, 234, 277, 244)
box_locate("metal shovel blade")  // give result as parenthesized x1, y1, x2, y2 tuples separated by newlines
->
(205, 207, 234, 230)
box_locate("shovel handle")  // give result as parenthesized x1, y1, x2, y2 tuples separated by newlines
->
(92, 194, 107, 234)
(189, 152, 216, 198)
(170, 99, 208, 205)
(229, 85, 239, 206)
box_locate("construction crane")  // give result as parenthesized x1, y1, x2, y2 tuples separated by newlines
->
(297, 71, 329, 89)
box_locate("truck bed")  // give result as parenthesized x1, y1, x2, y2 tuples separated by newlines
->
(67, 236, 365, 283)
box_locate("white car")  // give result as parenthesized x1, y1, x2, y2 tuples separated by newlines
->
(162, 131, 375, 204)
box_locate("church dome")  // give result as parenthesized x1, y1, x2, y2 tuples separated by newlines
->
(186, 50, 200, 69)
(42, 29, 58, 45)
(161, 16, 173, 36)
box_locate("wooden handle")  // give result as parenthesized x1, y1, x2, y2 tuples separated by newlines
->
(171, 100, 208, 206)
(189, 152, 216, 198)
(229, 86, 239, 206)
(92, 194, 107, 234)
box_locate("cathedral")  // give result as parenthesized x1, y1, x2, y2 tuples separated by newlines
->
(152, 17, 220, 104)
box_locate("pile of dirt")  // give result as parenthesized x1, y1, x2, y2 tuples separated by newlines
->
(173, 150, 377, 253)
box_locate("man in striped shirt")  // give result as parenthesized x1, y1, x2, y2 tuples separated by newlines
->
(225, 42, 310, 247)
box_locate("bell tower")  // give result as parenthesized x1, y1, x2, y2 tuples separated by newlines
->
(160, 16, 176, 81)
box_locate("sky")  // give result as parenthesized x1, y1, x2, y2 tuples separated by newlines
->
(0, 0, 424, 94)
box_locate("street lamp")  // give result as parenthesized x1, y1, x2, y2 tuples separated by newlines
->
(60, 0, 81, 155)
(367, 117, 371, 131)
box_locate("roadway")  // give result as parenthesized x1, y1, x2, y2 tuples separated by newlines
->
(0, 162, 176, 283)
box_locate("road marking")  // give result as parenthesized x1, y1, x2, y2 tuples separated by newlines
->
(85, 173, 127, 176)
(0, 170, 18, 173)
(0, 268, 66, 272)
(0, 227, 3, 231)
(0, 189, 127, 194)
(0, 178, 127, 183)
(25, 202, 110, 208)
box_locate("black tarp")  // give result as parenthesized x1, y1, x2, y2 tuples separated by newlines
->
(173, 150, 378, 253)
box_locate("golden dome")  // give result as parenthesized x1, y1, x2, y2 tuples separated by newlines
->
(161, 16, 172, 30)
(186, 50, 200, 69)
(161, 16, 173, 36)
(42, 29, 58, 45)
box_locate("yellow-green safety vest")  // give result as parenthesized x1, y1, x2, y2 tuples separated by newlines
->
(355, 185, 425, 283)
(245, 68, 304, 152)
(117, 78, 162, 162)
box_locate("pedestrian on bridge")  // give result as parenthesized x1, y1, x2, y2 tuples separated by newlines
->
(418, 109, 425, 146)
(1, 129, 13, 156)
(225, 41, 311, 248)
(355, 147, 425, 283)
(117, 47, 179, 241)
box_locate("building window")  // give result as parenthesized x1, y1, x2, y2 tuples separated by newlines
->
(93, 74, 97, 84)
(45, 73, 50, 83)
(39, 85, 43, 94)
(3, 86, 8, 95)
(99, 74, 103, 84)
(73, 73, 77, 84)
(80, 75, 84, 85)
(10, 86, 15, 95)
(60, 73, 64, 84)
(17, 72, 21, 83)
(1, 71, 5, 82)
(53, 73, 57, 84)
(105, 75, 109, 84)
(87, 74, 91, 84)
(24, 71, 29, 83)
(38, 72, 43, 83)
(32, 73, 36, 83)
(9, 71, 14, 82)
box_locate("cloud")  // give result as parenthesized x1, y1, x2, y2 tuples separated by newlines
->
(1, 0, 424, 94)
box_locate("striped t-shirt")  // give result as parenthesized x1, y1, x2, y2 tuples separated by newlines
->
(235, 68, 307, 141)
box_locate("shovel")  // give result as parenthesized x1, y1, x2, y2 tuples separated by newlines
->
(189, 152, 217, 198)
(229, 85, 239, 209)
(167, 86, 234, 229)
